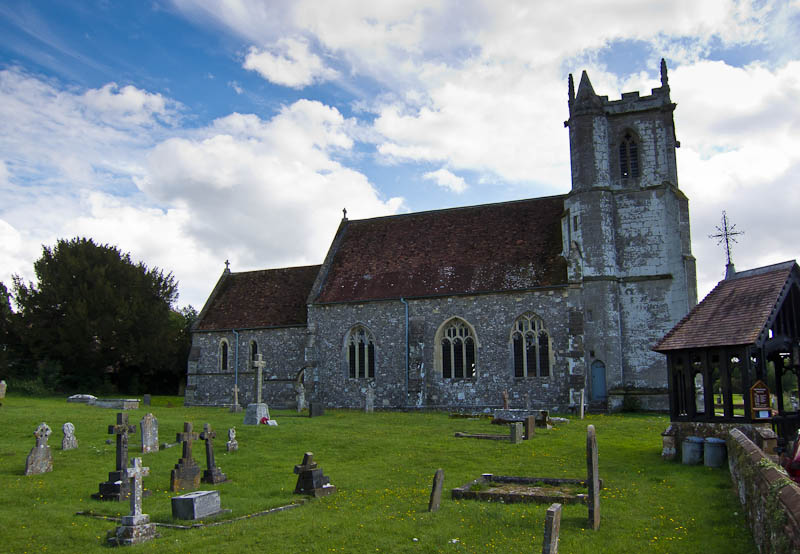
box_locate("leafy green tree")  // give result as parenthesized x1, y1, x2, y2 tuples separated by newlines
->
(12, 237, 184, 393)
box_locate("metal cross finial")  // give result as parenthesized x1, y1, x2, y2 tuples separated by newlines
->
(709, 211, 744, 265)
(225, 259, 230, 270)
(342, 207, 347, 220)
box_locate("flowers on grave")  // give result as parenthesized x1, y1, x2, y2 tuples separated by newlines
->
(260, 416, 270, 424)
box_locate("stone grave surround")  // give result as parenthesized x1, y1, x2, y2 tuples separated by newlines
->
(170, 422, 202, 492)
(93, 412, 138, 501)
(25, 422, 54, 476)
(109, 457, 157, 546)
(171, 490, 225, 520)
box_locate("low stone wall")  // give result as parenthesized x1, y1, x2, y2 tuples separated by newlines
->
(727, 428, 800, 554)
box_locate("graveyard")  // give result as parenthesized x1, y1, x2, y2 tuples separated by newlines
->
(0, 394, 757, 553)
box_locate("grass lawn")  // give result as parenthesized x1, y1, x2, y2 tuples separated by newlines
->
(0, 395, 756, 553)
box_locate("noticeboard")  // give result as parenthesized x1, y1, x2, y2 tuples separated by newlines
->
(750, 380, 771, 420)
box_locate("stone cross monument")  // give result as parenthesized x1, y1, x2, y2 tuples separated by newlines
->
(93, 413, 138, 501)
(244, 354, 270, 425)
(170, 422, 201, 492)
(109, 457, 157, 546)
(24, 422, 53, 475)
(200, 423, 227, 484)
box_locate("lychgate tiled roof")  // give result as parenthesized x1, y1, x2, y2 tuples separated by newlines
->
(195, 265, 320, 330)
(315, 195, 568, 303)
(654, 261, 798, 352)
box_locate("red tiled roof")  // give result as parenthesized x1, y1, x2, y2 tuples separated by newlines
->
(195, 265, 320, 330)
(654, 261, 797, 352)
(315, 195, 568, 303)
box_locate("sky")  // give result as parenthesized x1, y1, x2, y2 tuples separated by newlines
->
(1, 0, 799, 310)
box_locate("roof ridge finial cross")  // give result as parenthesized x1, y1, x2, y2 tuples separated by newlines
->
(709, 210, 744, 267)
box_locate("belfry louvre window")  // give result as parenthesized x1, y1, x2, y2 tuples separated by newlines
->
(347, 326, 375, 379)
(512, 314, 551, 377)
(619, 131, 640, 179)
(441, 319, 476, 379)
(220, 340, 229, 371)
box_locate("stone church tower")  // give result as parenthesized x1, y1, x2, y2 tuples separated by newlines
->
(563, 60, 697, 409)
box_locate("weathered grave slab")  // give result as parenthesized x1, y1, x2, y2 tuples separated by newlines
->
(108, 457, 157, 546)
(295, 384, 306, 413)
(62, 422, 78, 450)
(493, 409, 552, 429)
(200, 423, 227, 484)
(542, 503, 562, 554)
(140, 413, 158, 454)
(428, 468, 444, 512)
(510, 422, 524, 444)
(142, 394, 151, 406)
(93, 413, 138, 501)
(171, 490, 227, 520)
(309, 402, 325, 417)
(170, 422, 201, 492)
(243, 403, 269, 425)
(293, 452, 336, 497)
(365, 387, 375, 413)
(226, 427, 238, 452)
(92, 398, 140, 410)
(451, 474, 596, 505)
(524, 416, 536, 440)
(67, 394, 96, 403)
(25, 422, 53, 475)
(0, 379, 6, 401)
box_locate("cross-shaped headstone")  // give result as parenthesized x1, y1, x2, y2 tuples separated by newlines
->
(34, 422, 52, 448)
(109, 413, 136, 471)
(253, 353, 267, 404)
(199, 423, 217, 470)
(176, 422, 199, 461)
(125, 457, 150, 519)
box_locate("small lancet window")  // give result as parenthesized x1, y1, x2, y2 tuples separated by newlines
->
(511, 314, 551, 377)
(220, 340, 229, 371)
(250, 340, 258, 366)
(440, 319, 476, 379)
(346, 326, 375, 379)
(619, 131, 640, 179)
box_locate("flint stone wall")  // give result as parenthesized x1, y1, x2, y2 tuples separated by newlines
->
(185, 327, 306, 408)
(727, 428, 800, 554)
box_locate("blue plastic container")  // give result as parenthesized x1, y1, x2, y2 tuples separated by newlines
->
(682, 436, 704, 465)
(704, 437, 727, 468)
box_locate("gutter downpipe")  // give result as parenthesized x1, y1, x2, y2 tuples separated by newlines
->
(233, 329, 240, 406)
(400, 297, 409, 406)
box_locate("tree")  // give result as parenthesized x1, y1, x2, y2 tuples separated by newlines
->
(12, 237, 183, 393)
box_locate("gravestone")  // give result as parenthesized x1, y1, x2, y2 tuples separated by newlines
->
(140, 413, 158, 454)
(579, 389, 585, 420)
(510, 422, 524, 444)
(200, 423, 227, 484)
(142, 394, 151, 406)
(295, 383, 306, 413)
(524, 416, 536, 440)
(24, 422, 53, 475)
(587, 424, 600, 530)
(428, 468, 444, 512)
(309, 402, 325, 417)
(170, 422, 202, 492)
(62, 422, 78, 450)
(226, 427, 238, 452)
(67, 394, 96, 404)
(109, 457, 157, 546)
(502, 390, 509, 409)
(365, 387, 375, 413)
(171, 490, 224, 520)
(243, 402, 270, 425)
(293, 452, 336, 497)
(230, 384, 242, 413)
(0, 379, 6, 403)
(541, 503, 562, 554)
(93, 413, 137, 501)
(525, 391, 531, 410)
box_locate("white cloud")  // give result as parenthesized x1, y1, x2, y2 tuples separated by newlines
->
(243, 37, 338, 88)
(423, 168, 467, 193)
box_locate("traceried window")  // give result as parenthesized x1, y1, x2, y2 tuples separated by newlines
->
(346, 326, 375, 379)
(511, 314, 551, 378)
(219, 339, 229, 371)
(619, 131, 640, 179)
(440, 319, 476, 379)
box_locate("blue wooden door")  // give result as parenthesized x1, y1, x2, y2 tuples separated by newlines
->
(591, 360, 607, 401)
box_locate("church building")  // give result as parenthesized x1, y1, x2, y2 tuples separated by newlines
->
(185, 61, 697, 413)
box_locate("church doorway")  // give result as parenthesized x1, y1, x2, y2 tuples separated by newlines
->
(591, 360, 607, 401)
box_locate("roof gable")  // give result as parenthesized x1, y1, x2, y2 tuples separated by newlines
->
(654, 261, 798, 352)
(315, 195, 567, 303)
(195, 265, 320, 330)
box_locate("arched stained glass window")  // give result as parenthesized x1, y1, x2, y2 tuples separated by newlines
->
(511, 314, 551, 377)
(346, 326, 375, 379)
(440, 319, 476, 379)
